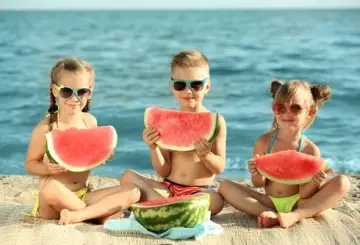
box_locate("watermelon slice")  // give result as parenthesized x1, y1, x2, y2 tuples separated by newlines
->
(144, 107, 220, 151)
(253, 150, 328, 185)
(131, 193, 210, 233)
(45, 126, 117, 172)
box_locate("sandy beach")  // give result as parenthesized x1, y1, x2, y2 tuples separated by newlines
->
(0, 174, 359, 245)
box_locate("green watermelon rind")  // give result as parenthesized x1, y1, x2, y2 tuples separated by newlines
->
(133, 200, 209, 232)
(144, 107, 219, 152)
(45, 126, 118, 172)
(208, 114, 220, 144)
(255, 159, 329, 185)
(131, 193, 210, 233)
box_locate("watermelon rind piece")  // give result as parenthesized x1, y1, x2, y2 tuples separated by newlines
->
(131, 193, 210, 233)
(144, 107, 220, 151)
(208, 114, 220, 144)
(45, 126, 117, 172)
(253, 151, 329, 185)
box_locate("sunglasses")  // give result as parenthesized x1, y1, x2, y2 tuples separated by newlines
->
(170, 77, 209, 92)
(55, 85, 92, 100)
(272, 103, 306, 115)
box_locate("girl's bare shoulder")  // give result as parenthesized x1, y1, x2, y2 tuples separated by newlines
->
(302, 137, 321, 157)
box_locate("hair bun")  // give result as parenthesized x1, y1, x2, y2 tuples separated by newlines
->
(270, 78, 283, 98)
(311, 84, 331, 105)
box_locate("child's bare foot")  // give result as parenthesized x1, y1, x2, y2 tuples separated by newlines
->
(258, 211, 279, 228)
(58, 209, 81, 225)
(277, 212, 300, 228)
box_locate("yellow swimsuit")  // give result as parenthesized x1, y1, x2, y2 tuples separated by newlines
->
(266, 129, 303, 213)
(24, 113, 90, 217)
(269, 193, 300, 213)
(24, 186, 89, 218)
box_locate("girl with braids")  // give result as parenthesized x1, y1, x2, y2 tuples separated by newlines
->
(25, 58, 140, 225)
(219, 79, 351, 228)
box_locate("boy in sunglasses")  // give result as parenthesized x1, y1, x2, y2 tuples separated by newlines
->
(25, 58, 140, 224)
(120, 50, 227, 215)
(219, 79, 351, 228)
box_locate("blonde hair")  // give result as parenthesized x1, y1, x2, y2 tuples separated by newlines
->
(47, 58, 95, 131)
(270, 78, 331, 130)
(171, 50, 209, 72)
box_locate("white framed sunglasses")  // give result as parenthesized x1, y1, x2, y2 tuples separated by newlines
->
(55, 84, 93, 100)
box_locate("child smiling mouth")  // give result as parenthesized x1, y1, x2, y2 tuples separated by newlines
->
(282, 118, 295, 122)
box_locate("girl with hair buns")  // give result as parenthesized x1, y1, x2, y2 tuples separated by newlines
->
(24, 58, 140, 225)
(219, 79, 351, 228)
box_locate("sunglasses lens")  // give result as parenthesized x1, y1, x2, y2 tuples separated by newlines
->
(59, 87, 73, 99)
(273, 103, 286, 114)
(173, 81, 186, 91)
(290, 104, 303, 115)
(77, 88, 91, 99)
(190, 81, 204, 91)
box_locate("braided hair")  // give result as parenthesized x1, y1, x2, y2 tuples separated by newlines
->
(47, 58, 95, 131)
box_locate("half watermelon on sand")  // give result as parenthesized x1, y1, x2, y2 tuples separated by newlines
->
(254, 150, 328, 185)
(45, 126, 117, 172)
(144, 107, 220, 151)
(131, 193, 210, 233)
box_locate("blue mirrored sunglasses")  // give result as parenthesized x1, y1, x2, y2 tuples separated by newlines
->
(170, 77, 209, 92)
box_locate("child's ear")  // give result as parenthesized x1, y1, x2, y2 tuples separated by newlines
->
(308, 107, 317, 117)
(51, 84, 58, 98)
(205, 81, 211, 94)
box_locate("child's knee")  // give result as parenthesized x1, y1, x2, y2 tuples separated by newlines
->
(218, 180, 232, 194)
(120, 169, 140, 184)
(40, 179, 61, 202)
(334, 174, 351, 195)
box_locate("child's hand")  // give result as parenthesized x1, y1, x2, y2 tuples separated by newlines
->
(247, 154, 261, 176)
(194, 138, 212, 158)
(143, 127, 160, 149)
(43, 154, 67, 175)
(312, 168, 335, 185)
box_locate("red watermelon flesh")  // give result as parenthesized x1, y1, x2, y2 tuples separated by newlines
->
(254, 150, 328, 185)
(144, 107, 219, 151)
(45, 126, 117, 172)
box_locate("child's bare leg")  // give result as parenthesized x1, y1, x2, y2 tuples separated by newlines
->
(120, 169, 171, 201)
(278, 175, 351, 229)
(84, 185, 133, 223)
(58, 183, 140, 225)
(39, 178, 86, 219)
(219, 180, 277, 227)
(200, 190, 224, 215)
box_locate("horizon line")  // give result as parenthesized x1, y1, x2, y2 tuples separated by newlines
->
(1, 6, 360, 11)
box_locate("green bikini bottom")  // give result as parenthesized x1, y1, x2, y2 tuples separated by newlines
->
(269, 193, 300, 213)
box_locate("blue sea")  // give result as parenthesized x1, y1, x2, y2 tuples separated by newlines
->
(0, 10, 359, 178)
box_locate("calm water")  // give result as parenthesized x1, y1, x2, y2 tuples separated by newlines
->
(0, 10, 359, 178)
